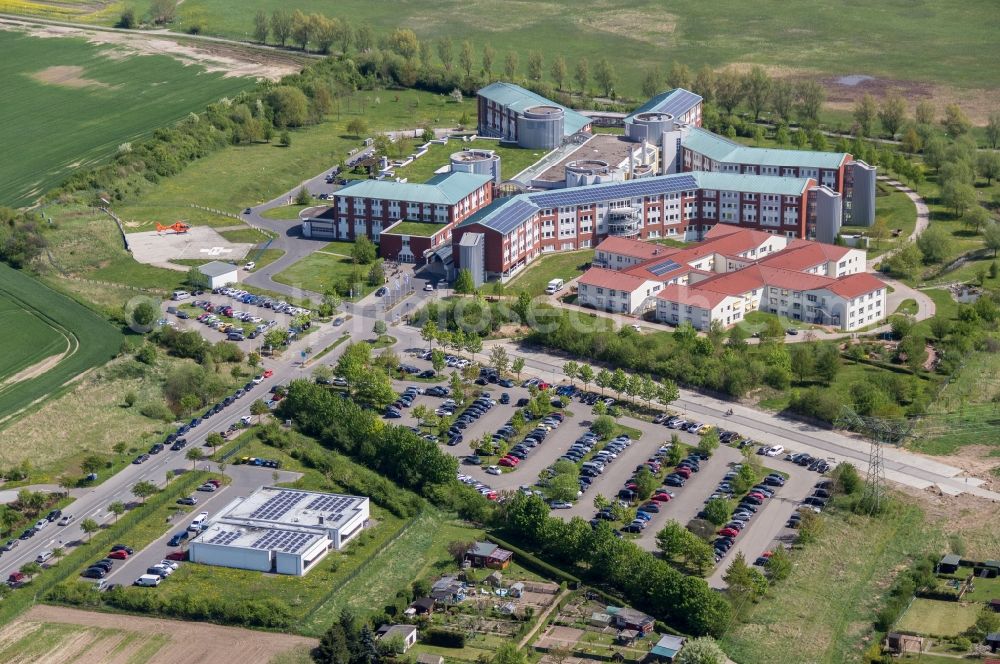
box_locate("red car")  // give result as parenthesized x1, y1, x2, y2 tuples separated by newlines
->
(262, 369, 273, 378)
(747, 491, 767, 501)
(673, 466, 692, 478)
(718, 527, 740, 538)
(537, 382, 550, 391)
(165, 550, 188, 562)
(108, 550, 129, 560)
(498, 456, 520, 467)
(650, 493, 672, 502)
(207, 479, 222, 488)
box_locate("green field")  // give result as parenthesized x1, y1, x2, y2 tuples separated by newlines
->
(272, 251, 376, 299)
(0, 621, 168, 663)
(160, 0, 1000, 94)
(0, 263, 123, 427)
(0, 294, 67, 383)
(895, 598, 979, 637)
(0, 31, 251, 206)
(721, 504, 938, 664)
(506, 249, 594, 296)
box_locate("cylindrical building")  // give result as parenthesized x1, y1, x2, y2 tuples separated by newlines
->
(626, 112, 675, 143)
(450, 149, 502, 185)
(565, 159, 618, 188)
(516, 105, 565, 149)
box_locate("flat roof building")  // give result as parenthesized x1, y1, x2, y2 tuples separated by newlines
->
(477, 82, 592, 148)
(198, 261, 238, 289)
(188, 487, 369, 576)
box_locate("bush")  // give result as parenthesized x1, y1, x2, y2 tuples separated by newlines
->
(139, 401, 173, 421)
(423, 628, 465, 648)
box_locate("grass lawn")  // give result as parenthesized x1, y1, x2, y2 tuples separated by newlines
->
(384, 221, 446, 237)
(895, 298, 918, 315)
(841, 183, 918, 259)
(895, 598, 979, 637)
(114, 88, 474, 216)
(391, 139, 543, 183)
(963, 574, 1000, 602)
(0, 31, 251, 206)
(272, 251, 375, 299)
(219, 227, 273, 244)
(507, 250, 595, 296)
(721, 502, 939, 664)
(261, 204, 312, 220)
(321, 240, 359, 256)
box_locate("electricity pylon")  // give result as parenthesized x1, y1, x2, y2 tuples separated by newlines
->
(836, 407, 914, 514)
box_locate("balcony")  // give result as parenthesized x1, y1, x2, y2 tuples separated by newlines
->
(607, 208, 641, 238)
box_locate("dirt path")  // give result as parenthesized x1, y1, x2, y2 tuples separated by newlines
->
(15, 605, 316, 664)
(0, 16, 304, 80)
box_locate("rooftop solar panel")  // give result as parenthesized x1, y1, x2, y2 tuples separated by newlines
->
(648, 259, 682, 276)
(530, 174, 699, 209)
(250, 529, 317, 553)
(249, 490, 306, 521)
(208, 531, 241, 546)
(480, 198, 539, 235)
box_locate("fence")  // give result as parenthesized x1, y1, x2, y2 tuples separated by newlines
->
(189, 203, 241, 221)
(99, 207, 131, 253)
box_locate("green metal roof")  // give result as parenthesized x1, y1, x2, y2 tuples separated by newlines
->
(626, 88, 702, 121)
(683, 127, 848, 170)
(337, 172, 491, 206)
(694, 171, 813, 196)
(477, 82, 592, 135)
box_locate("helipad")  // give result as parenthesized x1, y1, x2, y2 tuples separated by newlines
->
(127, 226, 254, 269)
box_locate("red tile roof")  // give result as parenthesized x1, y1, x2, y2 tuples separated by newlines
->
(758, 265, 835, 290)
(578, 267, 651, 291)
(824, 272, 886, 298)
(656, 284, 731, 309)
(595, 236, 675, 261)
(758, 240, 851, 271)
(692, 266, 767, 296)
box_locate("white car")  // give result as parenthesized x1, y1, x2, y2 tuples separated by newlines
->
(424, 282, 435, 291)
(252, 375, 264, 385)
(244, 262, 256, 271)
(486, 465, 502, 476)
(159, 560, 180, 570)
(549, 501, 573, 509)
(764, 445, 785, 457)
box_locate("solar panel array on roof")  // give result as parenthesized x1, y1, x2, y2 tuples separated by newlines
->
(306, 495, 354, 513)
(481, 198, 539, 235)
(653, 89, 702, 118)
(207, 530, 241, 546)
(250, 530, 317, 554)
(249, 491, 306, 521)
(530, 174, 699, 209)
(648, 259, 682, 276)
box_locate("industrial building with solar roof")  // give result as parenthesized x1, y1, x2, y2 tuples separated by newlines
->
(188, 487, 369, 576)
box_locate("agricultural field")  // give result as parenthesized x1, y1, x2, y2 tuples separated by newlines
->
(156, 0, 1000, 103)
(721, 503, 938, 664)
(0, 263, 123, 428)
(0, 30, 252, 207)
(0, 604, 315, 664)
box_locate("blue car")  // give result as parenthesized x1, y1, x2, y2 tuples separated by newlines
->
(168, 532, 189, 547)
(635, 511, 653, 521)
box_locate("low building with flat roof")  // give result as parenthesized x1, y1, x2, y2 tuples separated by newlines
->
(188, 486, 369, 576)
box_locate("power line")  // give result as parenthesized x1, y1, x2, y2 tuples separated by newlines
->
(837, 407, 915, 515)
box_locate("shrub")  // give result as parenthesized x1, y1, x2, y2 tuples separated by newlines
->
(424, 628, 465, 648)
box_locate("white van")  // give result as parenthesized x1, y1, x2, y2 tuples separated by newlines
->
(187, 511, 209, 532)
(171, 290, 191, 301)
(135, 574, 162, 587)
(545, 278, 564, 295)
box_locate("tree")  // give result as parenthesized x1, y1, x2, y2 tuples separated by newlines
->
(78, 517, 99, 542)
(526, 51, 543, 81)
(809, 129, 828, 151)
(941, 179, 977, 218)
(676, 637, 726, 664)
(978, 151, 1000, 185)
(742, 66, 771, 121)
(278, 130, 291, 147)
(351, 235, 377, 265)
(504, 52, 519, 80)
(724, 552, 768, 603)
(464, 334, 483, 362)
(562, 361, 579, 386)
(457, 40, 475, 78)
(454, 268, 475, 294)
(852, 94, 877, 137)
(550, 55, 567, 90)
(703, 498, 732, 526)
(489, 345, 510, 375)
(420, 320, 438, 350)
(641, 65, 664, 98)
(898, 334, 928, 372)
(81, 454, 105, 476)
(591, 414, 615, 439)
(877, 95, 906, 138)
(658, 379, 680, 410)
(289, 10, 313, 50)
(131, 480, 158, 504)
(577, 364, 594, 393)
(344, 118, 368, 138)
(667, 61, 692, 90)
(790, 344, 815, 382)
(714, 69, 742, 114)
(315, 623, 350, 664)
(594, 58, 615, 97)
(492, 643, 529, 664)
(814, 344, 840, 383)
(269, 10, 292, 46)
(987, 112, 1000, 150)
(250, 398, 270, 424)
(796, 80, 825, 124)
(512, 357, 525, 380)
(116, 6, 136, 28)
(655, 521, 688, 557)
(983, 221, 1000, 257)
(481, 44, 495, 80)
(108, 500, 126, 523)
(435, 37, 454, 70)
(633, 466, 658, 500)
(574, 58, 589, 94)
(697, 429, 720, 456)
(185, 447, 205, 471)
(768, 80, 795, 121)
(916, 225, 954, 264)
(113, 442, 128, 457)
(941, 103, 972, 138)
(694, 65, 716, 103)
(797, 508, 824, 544)
(595, 368, 611, 395)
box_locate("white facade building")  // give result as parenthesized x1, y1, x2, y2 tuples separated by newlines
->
(188, 487, 369, 576)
